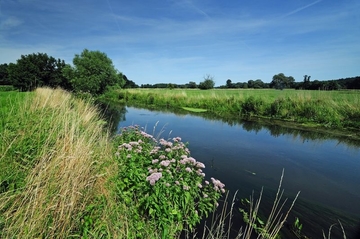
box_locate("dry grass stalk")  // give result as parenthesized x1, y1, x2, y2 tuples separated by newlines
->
(0, 88, 118, 238)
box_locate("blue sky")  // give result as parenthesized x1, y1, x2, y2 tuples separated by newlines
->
(1, 0, 359, 86)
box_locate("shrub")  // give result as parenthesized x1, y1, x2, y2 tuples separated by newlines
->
(113, 126, 225, 237)
(241, 96, 264, 116)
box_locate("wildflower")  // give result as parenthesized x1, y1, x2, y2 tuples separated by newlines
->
(170, 158, 176, 163)
(115, 152, 120, 156)
(183, 185, 190, 190)
(173, 137, 181, 142)
(159, 155, 166, 160)
(205, 180, 209, 185)
(196, 162, 205, 168)
(197, 183, 202, 188)
(165, 148, 171, 153)
(187, 157, 196, 164)
(160, 160, 171, 167)
(211, 177, 225, 191)
(152, 159, 159, 164)
(126, 154, 131, 158)
(159, 139, 167, 146)
(175, 181, 180, 185)
(165, 183, 170, 187)
(146, 172, 162, 186)
(203, 193, 208, 198)
(185, 167, 192, 173)
(129, 141, 139, 146)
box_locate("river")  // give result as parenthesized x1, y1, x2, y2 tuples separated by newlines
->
(114, 106, 360, 238)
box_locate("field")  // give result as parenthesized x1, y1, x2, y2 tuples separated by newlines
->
(125, 88, 360, 102)
(120, 88, 360, 132)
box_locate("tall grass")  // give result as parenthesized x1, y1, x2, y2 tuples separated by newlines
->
(119, 89, 360, 130)
(0, 88, 128, 238)
(198, 170, 300, 239)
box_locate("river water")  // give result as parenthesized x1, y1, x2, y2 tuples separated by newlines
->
(115, 106, 360, 238)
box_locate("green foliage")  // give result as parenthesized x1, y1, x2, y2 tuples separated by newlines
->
(123, 74, 139, 89)
(113, 126, 225, 236)
(270, 73, 295, 89)
(187, 81, 197, 89)
(0, 64, 10, 85)
(121, 88, 360, 131)
(199, 75, 215, 90)
(66, 49, 124, 95)
(241, 96, 265, 116)
(7, 53, 69, 91)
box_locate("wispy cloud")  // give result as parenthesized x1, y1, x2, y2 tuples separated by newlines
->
(170, 0, 212, 20)
(281, 0, 323, 18)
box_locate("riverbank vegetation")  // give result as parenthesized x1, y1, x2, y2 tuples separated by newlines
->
(0, 88, 224, 238)
(1, 88, 352, 238)
(117, 88, 360, 135)
(0, 88, 126, 238)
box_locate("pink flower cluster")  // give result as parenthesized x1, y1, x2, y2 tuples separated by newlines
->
(211, 177, 226, 193)
(146, 172, 162, 186)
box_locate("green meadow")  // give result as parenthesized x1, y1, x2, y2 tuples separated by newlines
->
(120, 88, 360, 133)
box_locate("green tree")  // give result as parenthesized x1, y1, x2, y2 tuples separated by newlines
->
(270, 73, 295, 89)
(247, 80, 254, 88)
(187, 81, 197, 88)
(7, 53, 69, 91)
(0, 64, 10, 85)
(198, 74, 215, 90)
(253, 79, 264, 88)
(123, 74, 139, 88)
(66, 49, 123, 95)
(226, 79, 234, 88)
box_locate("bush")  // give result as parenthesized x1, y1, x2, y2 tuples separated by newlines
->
(113, 126, 225, 237)
(241, 96, 264, 116)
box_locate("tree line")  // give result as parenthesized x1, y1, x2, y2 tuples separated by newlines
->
(1, 51, 359, 92)
(136, 73, 359, 90)
(0, 50, 138, 95)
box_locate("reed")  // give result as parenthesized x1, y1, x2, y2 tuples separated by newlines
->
(120, 89, 360, 130)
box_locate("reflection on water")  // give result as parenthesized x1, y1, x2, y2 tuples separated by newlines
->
(115, 105, 360, 238)
(96, 102, 127, 134)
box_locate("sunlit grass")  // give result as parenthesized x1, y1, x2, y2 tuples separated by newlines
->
(122, 88, 360, 130)
(0, 88, 129, 238)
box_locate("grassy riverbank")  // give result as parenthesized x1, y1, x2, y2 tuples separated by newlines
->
(118, 88, 360, 134)
(0, 88, 350, 238)
(0, 88, 140, 238)
(0, 88, 226, 238)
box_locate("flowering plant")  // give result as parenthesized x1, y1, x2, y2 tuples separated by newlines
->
(114, 125, 225, 236)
